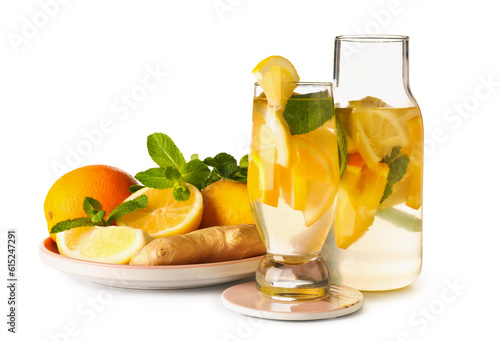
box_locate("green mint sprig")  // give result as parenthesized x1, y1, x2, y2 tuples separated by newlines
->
(335, 114, 347, 179)
(203, 153, 248, 187)
(133, 133, 210, 201)
(380, 147, 409, 203)
(132, 133, 248, 201)
(50, 195, 148, 233)
(282, 90, 334, 136)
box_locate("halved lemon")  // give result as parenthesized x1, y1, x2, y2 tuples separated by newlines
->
(116, 183, 203, 238)
(56, 226, 152, 264)
(252, 55, 300, 108)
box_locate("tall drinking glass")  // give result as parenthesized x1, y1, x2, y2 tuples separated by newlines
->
(248, 82, 340, 301)
(323, 35, 423, 291)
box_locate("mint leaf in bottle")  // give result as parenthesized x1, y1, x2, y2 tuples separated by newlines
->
(380, 147, 410, 203)
(335, 115, 347, 179)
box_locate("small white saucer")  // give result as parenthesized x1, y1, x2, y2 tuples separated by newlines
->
(221, 282, 363, 321)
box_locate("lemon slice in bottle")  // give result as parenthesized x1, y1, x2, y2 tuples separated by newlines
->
(350, 97, 409, 168)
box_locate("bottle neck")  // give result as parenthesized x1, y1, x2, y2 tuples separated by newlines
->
(333, 36, 414, 107)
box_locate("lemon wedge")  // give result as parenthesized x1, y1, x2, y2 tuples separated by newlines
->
(405, 115, 423, 210)
(351, 102, 410, 169)
(251, 97, 292, 168)
(116, 183, 203, 238)
(252, 55, 300, 108)
(56, 226, 152, 264)
(334, 161, 390, 249)
(287, 136, 339, 227)
(248, 152, 280, 207)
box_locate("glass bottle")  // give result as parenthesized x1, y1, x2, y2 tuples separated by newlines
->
(323, 35, 423, 291)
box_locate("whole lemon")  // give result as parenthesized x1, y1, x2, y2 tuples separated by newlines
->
(199, 180, 255, 228)
(44, 165, 138, 241)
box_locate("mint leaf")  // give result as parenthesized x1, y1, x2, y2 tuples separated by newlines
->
(105, 195, 148, 224)
(335, 114, 347, 178)
(282, 90, 333, 135)
(204, 171, 222, 187)
(204, 153, 238, 178)
(190, 154, 199, 161)
(164, 166, 182, 182)
(147, 133, 186, 171)
(129, 185, 145, 193)
(91, 210, 106, 224)
(83, 197, 102, 216)
(239, 154, 248, 169)
(50, 217, 96, 234)
(383, 146, 403, 164)
(380, 148, 409, 203)
(203, 153, 247, 184)
(135, 167, 174, 189)
(172, 183, 190, 201)
(181, 159, 210, 190)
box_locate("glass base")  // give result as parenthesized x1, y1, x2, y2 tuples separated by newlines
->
(256, 254, 330, 301)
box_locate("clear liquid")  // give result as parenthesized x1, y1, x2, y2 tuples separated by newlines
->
(323, 203, 422, 291)
(249, 89, 339, 300)
(251, 197, 335, 256)
(325, 102, 423, 291)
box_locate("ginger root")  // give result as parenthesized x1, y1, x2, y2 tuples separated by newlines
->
(129, 224, 266, 266)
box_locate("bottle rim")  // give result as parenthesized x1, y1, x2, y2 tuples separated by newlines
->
(335, 34, 409, 43)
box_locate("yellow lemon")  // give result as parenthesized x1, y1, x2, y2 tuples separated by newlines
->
(56, 226, 152, 264)
(116, 183, 203, 238)
(252, 55, 300, 108)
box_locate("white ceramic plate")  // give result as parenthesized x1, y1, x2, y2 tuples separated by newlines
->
(39, 238, 262, 289)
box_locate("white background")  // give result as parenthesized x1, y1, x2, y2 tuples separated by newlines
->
(1, 0, 500, 340)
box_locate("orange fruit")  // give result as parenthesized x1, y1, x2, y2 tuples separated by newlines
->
(44, 165, 138, 241)
(199, 180, 255, 228)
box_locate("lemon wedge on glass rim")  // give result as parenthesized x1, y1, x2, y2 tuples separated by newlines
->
(252, 55, 300, 108)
